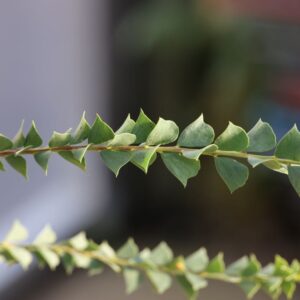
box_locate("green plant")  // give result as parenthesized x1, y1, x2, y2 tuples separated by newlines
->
(1, 110, 300, 299)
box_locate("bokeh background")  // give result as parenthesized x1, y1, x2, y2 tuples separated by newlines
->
(0, 0, 300, 299)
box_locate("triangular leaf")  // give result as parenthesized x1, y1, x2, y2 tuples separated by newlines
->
(6, 155, 27, 178)
(34, 151, 51, 174)
(214, 157, 249, 193)
(147, 270, 172, 294)
(0, 134, 13, 150)
(12, 120, 25, 148)
(72, 111, 90, 144)
(34, 225, 57, 244)
(117, 238, 139, 259)
(247, 119, 276, 152)
(178, 114, 214, 147)
(206, 253, 225, 273)
(5, 220, 28, 242)
(215, 122, 249, 151)
(182, 144, 218, 160)
(116, 114, 136, 134)
(161, 153, 200, 187)
(150, 242, 173, 265)
(58, 151, 86, 170)
(131, 146, 158, 173)
(88, 114, 114, 144)
(186, 248, 209, 273)
(288, 166, 300, 196)
(100, 151, 132, 176)
(131, 110, 155, 144)
(25, 121, 43, 147)
(123, 268, 142, 294)
(107, 133, 136, 146)
(49, 130, 71, 147)
(146, 118, 179, 146)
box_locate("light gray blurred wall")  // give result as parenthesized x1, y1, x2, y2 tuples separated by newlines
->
(0, 0, 110, 289)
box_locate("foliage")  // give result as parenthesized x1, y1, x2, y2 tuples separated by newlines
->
(0, 110, 299, 195)
(1, 221, 299, 300)
(1, 110, 300, 299)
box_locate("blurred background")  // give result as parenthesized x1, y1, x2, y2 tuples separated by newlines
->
(0, 0, 300, 299)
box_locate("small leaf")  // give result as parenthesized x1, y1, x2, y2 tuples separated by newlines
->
(186, 248, 209, 273)
(34, 225, 57, 244)
(72, 111, 90, 144)
(98, 241, 121, 272)
(263, 160, 288, 174)
(226, 256, 249, 276)
(24, 121, 43, 147)
(177, 275, 199, 300)
(58, 151, 86, 170)
(123, 268, 142, 294)
(131, 110, 155, 144)
(288, 166, 300, 196)
(12, 120, 25, 148)
(88, 114, 114, 144)
(215, 122, 249, 151)
(69, 232, 88, 250)
(275, 125, 300, 161)
(116, 114, 136, 134)
(5, 220, 28, 242)
(6, 155, 27, 178)
(72, 252, 91, 268)
(35, 246, 60, 270)
(49, 130, 71, 147)
(131, 146, 158, 173)
(206, 253, 225, 273)
(240, 280, 260, 299)
(146, 118, 179, 146)
(241, 255, 261, 277)
(182, 144, 218, 160)
(0, 160, 4, 171)
(161, 153, 200, 187)
(214, 157, 249, 193)
(117, 238, 139, 259)
(185, 273, 207, 291)
(0, 134, 13, 150)
(101, 151, 133, 176)
(34, 151, 51, 174)
(178, 114, 214, 147)
(107, 133, 136, 146)
(147, 270, 172, 294)
(247, 119, 276, 152)
(7, 246, 32, 269)
(282, 281, 296, 299)
(150, 242, 173, 265)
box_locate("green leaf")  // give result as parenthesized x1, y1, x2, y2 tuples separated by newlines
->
(4, 220, 28, 242)
(214, 157, 249, 193)
(12, 120, 25, 148)
(288, 166, 300, 196)
(88, 114, 115, 144)
(241, 255, 261, 277)
(275, 125, 300, 161)
(0, 160, 4, 171)
(123, 268, 142, 294)
(0, 134, 13, 150)
(71, 145, 91, 163)
(107, 133, 136, 146)
(131, 146, 158, 173)
(33, 225, 57, 244)
(147, 270, 172, 294)
(35, 246, 60, 270)
(150, 242, 173, 265)
(34, 151, 51, 174)
(178, 114, 214, 147)
(282, 281, 296, 299)
(177, 275, 199, 300)
(72, 111, 90, 144)
(69, 232, 88, 251)
(131, 110, 155, 144)
(161, 153, 200, 187)
(146, 118, 179, 146)
(58, 151, 86, 170)
(185, 273, 207, 291)
(49, 130, 71, 147)
(263, 160, 288, 175)
(182, 144, 218, 160)
(24, 121, 43, 147)
(206, 253, 225, 273)
(98, 242, 121, 272)
(116, 114, 136, 134)
(6, 155, 27, 178)
(226, 256, 249, 276)
(72, 252, 91, 268)
(215, 122, 249, 151)
(186, 248, 209, 273)
(240, 280, 260, 299)
(7, 246, 32, 269)
(117, 238, 139, 259)
(247, 119, 276, 152)
(100, 151, 132, 176)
